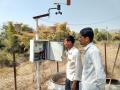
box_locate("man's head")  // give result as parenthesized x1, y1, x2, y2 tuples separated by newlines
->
(64, 35, 75, 50)
(79, 27, 94, 46)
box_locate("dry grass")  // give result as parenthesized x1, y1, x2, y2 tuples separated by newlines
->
(0, 67, 13, 75)
(96, 43, 120, 79)
(0, 43, 120, 90)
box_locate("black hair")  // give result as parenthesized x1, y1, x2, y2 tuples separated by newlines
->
(80, 27, 94, 42)
(65, 35, 75, 44)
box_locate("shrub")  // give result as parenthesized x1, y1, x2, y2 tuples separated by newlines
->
(113, 35, 120, 41)
(96, 32, 112, 41)
(0, 51, 13, 67)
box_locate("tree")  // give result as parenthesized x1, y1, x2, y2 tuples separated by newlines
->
(113, 32, 120, 41)
(3, 22, 17, 50)
(21, 24, 33, 32)
(0, 32, 5, 49)
(38, 23, 70, 41)
(94, 28, 99, 36)
(96, 31, 112, 41)
(0, 21, 34, 53)
(54, 22, 69, 41)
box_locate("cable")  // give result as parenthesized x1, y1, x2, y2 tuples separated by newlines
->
(39, 15, 120, 26)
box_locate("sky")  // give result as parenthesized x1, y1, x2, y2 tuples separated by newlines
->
(0, 0, 120, 32)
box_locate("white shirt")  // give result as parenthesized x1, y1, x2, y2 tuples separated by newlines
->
(66, 47, 82, 81)
(82, 42, 106, 86)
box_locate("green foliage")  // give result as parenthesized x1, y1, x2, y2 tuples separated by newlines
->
(0, 51, 13, 67)
(96, 32, 107, 41)
(0, 39, 5, 49)
(0, 22, 34, 53)
(0, 21, 34, 67)
(94, 29, 112, 42)
(1, 21, 119, 67)
(94, 28, 99, 35)
(39, 23, 70, 41)
(113, 34, 120, 41)
(21, 24, 33, 32)
(2, 22, 20, 52)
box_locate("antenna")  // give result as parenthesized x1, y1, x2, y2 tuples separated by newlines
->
(48, 3, 62, 15)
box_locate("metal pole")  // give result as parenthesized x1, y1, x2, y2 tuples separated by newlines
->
(33, 13, 49, 90)
(13, 23, 22, 90)
(36, 61, 40, 90)
(109, 43, 120, 85)
(106, 27, 109, 42)
(35, 19, 39, 40)
(57, 62, 59, 72)
(104, 43, 107, 76)
(35, 19, 41, 90)
(56, 30, 62, 72)
(13, 50, 17, 90)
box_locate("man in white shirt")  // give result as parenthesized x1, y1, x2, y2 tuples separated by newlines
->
(64, 35, 82, 90)
(79, 27, 106, 90)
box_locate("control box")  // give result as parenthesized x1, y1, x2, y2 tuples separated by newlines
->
(29, 40, 64, 62)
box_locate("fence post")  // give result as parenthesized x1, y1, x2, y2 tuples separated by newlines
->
(104, 43, 107, 76)
(13, 50, 17, 90)
(57, 62, 59, 72)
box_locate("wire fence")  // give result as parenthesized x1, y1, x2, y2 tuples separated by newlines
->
(0, 43, 120, 90)
(0, 60, 66, 90)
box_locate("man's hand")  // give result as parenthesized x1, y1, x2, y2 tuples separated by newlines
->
(71, 81, 77, 90)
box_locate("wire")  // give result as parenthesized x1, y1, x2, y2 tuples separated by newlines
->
(39, 15, 120, 26)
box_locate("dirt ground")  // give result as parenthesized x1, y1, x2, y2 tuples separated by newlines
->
(0, 43, 120, 90)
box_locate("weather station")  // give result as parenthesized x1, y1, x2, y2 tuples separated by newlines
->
(30, 3, 64, 62)
(29, 0, 71, 90)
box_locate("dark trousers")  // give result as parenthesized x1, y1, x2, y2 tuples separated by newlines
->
(65, 79, 79, 90)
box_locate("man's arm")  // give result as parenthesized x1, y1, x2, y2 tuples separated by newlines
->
(72, 50, 82, 90)
(73, 50, 82, 81)
(91, 49, 106, 85)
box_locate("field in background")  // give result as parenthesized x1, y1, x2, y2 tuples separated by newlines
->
(0, 43, 120, 90)
(97, 43, 120, 79)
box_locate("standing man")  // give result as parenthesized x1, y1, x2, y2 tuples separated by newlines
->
(64, 35, 82, 90)
(79, 27, 106, 90)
